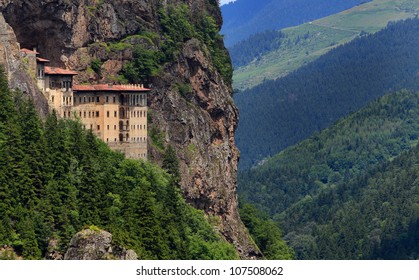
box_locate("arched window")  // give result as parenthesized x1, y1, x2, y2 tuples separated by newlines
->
(119, 133, 123, 142)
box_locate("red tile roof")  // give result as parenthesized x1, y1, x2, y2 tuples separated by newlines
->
(37, 57, 50, 63)
(45, 66, 78, 75)
(20, 48, 40, 54)
(73, 84, 150, 92)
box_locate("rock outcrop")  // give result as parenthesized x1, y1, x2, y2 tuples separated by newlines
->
(0, 0, 260, 258)
(64, 229, 138, 260)
(0, 13, 48, 116)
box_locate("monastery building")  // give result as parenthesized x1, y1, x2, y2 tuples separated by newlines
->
(20, 48, 149, 160)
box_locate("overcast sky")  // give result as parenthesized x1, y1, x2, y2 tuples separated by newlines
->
(220, 0, 236, 5)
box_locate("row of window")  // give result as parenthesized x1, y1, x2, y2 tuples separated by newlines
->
(103, 124, 147, 131)
(63, 110, 146, 119)
(105, 136, 147, 143)
(73, 94, 147, 106)
(129, 137, 147, 143)
(49, 81, 72, 91)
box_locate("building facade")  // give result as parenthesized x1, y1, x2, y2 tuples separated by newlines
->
(20, 48, 149, 160)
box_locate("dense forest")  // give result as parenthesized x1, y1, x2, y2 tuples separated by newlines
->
(221, 0, 369, 46)
(282, 143, 419, 259)
(0, 68, 239, 260)
(238, 90, 419, 259)
(235, 18, 419, 170)
(229, 29, 284, 68)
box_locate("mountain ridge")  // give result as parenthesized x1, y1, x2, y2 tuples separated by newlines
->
(231, 0, 419, 90)
(235, 17, 419, 170)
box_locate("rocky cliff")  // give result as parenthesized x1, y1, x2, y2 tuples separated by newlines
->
(0, 0, 260, 258)
(0, 12, 48, 116)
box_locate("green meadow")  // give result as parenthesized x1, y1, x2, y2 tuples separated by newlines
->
(233, 0, 419, 90)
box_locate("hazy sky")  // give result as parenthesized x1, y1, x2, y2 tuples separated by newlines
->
(220, 0, 236, 5)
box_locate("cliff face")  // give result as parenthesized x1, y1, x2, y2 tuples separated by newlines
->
(0, 0, 260, 258)
(0, 12, 48, 116)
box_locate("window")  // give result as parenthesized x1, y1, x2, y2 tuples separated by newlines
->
(107, 125, 110, 130)
(113, 96, 116, 103)
(107, 111, 110, 118)
(79, 111, 82, 117)
(114, 111, 117, 117)
(97, 125, 100, 130)
(96, 111, 99, 117)
(79, 97, 82, 103)
(51, 96, 54, 103)
(114, 125, 116, 130)
(88, 112, 91, 118)
(84, 111, 86, 118)
(106, 138, 109, 142)
(83, 96, 86, 103)
(106, 96, 109, 103)
(90, 124, 93, 130)
(96, 96, 100, 103)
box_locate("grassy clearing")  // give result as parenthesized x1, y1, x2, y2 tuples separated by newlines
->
(233, 0, 419, 90)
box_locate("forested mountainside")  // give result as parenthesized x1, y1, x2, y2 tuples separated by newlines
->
(221, 0, 369, 46)
(0, 69, 240, 260)
(235, 18, 419, 170)
(283, 143, 419, 260)
(239, 90, 419, 259)
(0, 0, 259, 258)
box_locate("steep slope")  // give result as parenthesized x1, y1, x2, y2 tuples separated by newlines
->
(0, 0, 259, 258)
(221, 0, 369, 47)
(238, 90, 419, 259)
(235, 18, 419, 170)
(232, 0, 419, 90)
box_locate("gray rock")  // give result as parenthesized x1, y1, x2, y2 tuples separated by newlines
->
(64, 229, 138, 260)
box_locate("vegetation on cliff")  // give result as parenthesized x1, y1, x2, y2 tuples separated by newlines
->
(0, 68, 238, 260)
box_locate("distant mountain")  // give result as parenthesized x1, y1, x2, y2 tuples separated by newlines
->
(235, 18, 419, 170)
(231, 0, 419, 90)
(221, 0, 370, 47)
(239, 89, 419, 259)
